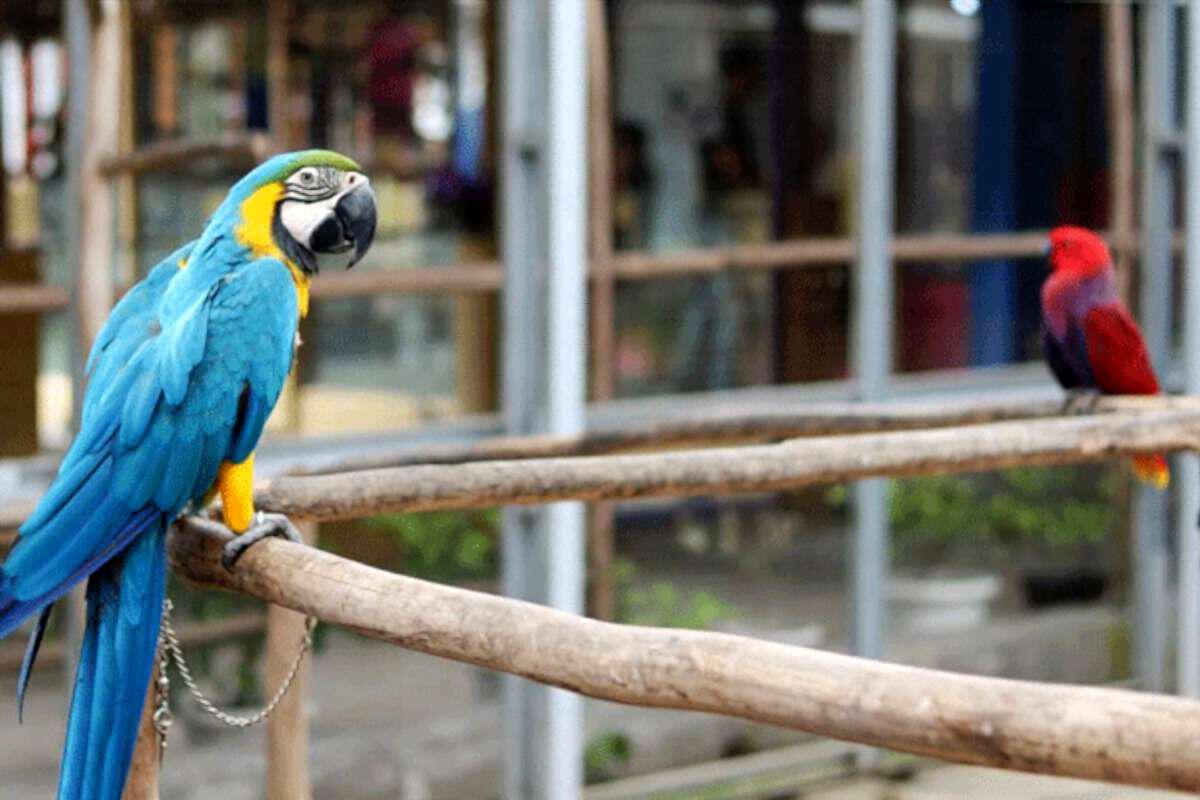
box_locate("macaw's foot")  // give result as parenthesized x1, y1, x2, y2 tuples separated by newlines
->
(221, 512, 303, 571)
(1062, 389, 1101, 416)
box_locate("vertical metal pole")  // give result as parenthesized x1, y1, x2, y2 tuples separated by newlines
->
(500, 2, 587, 798)
(1178, 0, 1200, 698)
(851, 0, 897, 663)
(62, 0, 94, 717)
(1137, 0, 1174, 694)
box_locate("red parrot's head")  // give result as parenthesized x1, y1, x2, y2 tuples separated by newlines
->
(1046, 225, 1112, 279)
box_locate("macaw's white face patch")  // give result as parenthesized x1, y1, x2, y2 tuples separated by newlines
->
(277, 169, 372, 273)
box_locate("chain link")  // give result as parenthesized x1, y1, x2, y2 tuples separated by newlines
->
(153, 597, 315, 751)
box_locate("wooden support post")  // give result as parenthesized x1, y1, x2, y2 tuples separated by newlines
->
(586, 0, 618, 621)
(587, 0, 616, 403)
(265, 523, 315, 800)
(115, 0, 138, 286)
(122, 669, 161, 800)
(261, 3, 312, 796)
(1103, 0, 1136, 616)
(1105, 0, 1135, 296)
(267, 0, 291, 153)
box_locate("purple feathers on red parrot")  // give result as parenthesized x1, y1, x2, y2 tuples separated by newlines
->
(1040, 225, 1169, 488)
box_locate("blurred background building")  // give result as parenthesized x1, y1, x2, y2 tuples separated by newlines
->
(0, 1, 1187, 798)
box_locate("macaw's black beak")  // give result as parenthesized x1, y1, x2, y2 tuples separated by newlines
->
(310, 182, 377, 269)
(337, 183, 376, 268)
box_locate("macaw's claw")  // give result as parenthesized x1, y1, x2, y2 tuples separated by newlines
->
(221, 512, 303, 571)
(1062, 389, 1101, 416)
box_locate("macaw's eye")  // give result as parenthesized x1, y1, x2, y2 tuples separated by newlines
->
(297, 169, 316, 187)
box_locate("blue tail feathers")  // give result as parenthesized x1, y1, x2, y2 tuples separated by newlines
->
(58, 522, 167, 800)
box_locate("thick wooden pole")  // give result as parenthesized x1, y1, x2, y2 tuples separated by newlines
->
(288, 395, 1193, 477)
(250, 404, 1200, 521)
(170, 519, 1200, 794)
(122, 670, 161, 800)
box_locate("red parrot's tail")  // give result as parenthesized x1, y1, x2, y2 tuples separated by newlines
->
(1133, 454, 1170, 489)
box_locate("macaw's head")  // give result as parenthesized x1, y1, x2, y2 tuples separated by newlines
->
(1046, 225, 1112, 280)
(232, 149, 378, 275)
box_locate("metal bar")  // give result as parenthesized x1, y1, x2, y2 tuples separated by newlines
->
(1178, 0, 1200, 698)
(500, 1, 587, 796)
(61, 0, 93, 731)
(500, 2, 543, 795)
(1136, 0, 1175, 694)
(541, 0, 587, 793)
(851, 0, 897, 665)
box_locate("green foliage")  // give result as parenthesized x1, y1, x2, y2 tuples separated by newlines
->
(366, 508, 500, 582)
(584, 731, 632, 785)
(612, 559, 738, 629)
(825, 466, 1115, 561)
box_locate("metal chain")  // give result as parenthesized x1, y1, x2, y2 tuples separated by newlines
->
(153, 597, 315, 751)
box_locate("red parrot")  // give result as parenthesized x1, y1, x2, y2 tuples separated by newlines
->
(1041, 225, 1169, 489)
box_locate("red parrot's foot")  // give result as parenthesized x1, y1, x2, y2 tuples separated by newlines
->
(1062, 389, 1100, 416)
(221, 512, 303, 571)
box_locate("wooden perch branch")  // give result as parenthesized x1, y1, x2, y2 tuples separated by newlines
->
(169, 518, 1200, 793)
(287, 396, 1200, 475)
(254, 405, 1200, 521)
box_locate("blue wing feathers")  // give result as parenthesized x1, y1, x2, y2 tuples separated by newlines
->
(18, 443, 110, 535)
(118, 367, 161, 450)
(0, 507, 158, 642)
(4, 251, 299, 799)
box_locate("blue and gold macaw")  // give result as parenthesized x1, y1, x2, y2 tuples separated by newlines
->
(0, 150, 376, 799)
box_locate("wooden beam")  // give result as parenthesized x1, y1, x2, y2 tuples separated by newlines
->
(98, 134, 272, 177)
(0, 284, 71, 315)
(248, 401, 1200, 521)
(280, 395, 1200, 476)
(309, 261, 503, 298)
(0, 612, 267, 673)
(169, 518, 1200, 794)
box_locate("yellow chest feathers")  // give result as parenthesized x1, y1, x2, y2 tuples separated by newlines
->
(234, 183, 311, 318)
